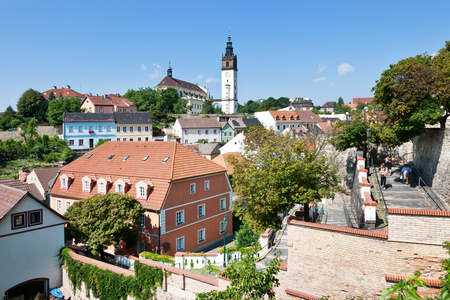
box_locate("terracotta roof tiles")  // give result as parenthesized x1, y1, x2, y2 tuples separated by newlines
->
(177, 118, 221, 129)
(156, 76, 205, 93)
(0, 183, 27, 221)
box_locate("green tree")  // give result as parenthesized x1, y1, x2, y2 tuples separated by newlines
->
(333, 97, 352, 114)
(17, 88, 48, 121)
(201, 99, 221, 114)
(229, 127, 339, 232)
(47, 97, 82, 126)
(373, 46, 449, 142)
(235, 221, 260, 248)
(124, 87, 158, 112)
(95, 139, 110, 148)
(65, 193, 145, 261)
(196, 249, 281, 300)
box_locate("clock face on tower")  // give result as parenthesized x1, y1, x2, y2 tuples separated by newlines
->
(225, 72, 230, 77)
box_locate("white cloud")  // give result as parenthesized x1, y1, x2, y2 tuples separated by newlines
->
(337, 63, 355, 76)
(313, 76, 327, 82)
(205, 77, 220, 83)
(150, 63, 162, 79)
(193, 75, 203, 82)
(318, 63, 326, 73)
(140, 64, 147, 72)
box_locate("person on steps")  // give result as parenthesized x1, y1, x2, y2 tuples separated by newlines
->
(379, 164, 388, 190)
(385, 154, 392, 176)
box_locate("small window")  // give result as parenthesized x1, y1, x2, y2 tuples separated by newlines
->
(145, 137, 149, 141)
(176, 210, 184, 225)
(117, 184, 124, 194)
(78, 126, 83, 133)
(138, 213, 145, 228)
(99, 126, 104, 132)
(79, 139, 84, 146)
(138, 185, 146, 198)
(145, 126, 149, 132)
(83, 180, 90, 192)
(123, 126, 127, 132)
(198, 228, 205, 243)
(89, 126, 94, 132)
(29, 210, 42, 226)
(98, 181, 106, 194)
(198, 204, 205, 218)
(220, 198, 226, 211)
(138, 137, 141, 141)
(69, 140, 74, 146)
(176, 237, 185, 252)
(130, 138, 133, 141)
(205, 130, 209, 135)
(61, 177, 67, 189)
(162, 156, 170, 163)
(224, 132, 227, 137)
(68, 126, 74, 133)
(117, 127, 121, 133)
(117, 138, 121, 141)
(57, 199, 62, 211)
(123, 138, 127, 141)
(12, 212, 26, 229)
(198, 130, 201, 135)
(142, 156, 149, 162)
(190, 183, 196, 194)
(220, 220, 227, 234)
(66, 201, 71, 210)
(137, 241, 145, 254)
(185, 139, 188, 144)
(130, 126, 134, 132)
(204, 180, 210, 191)
(107, 154, 115, 160)
(137, 126, 142, 132)
(123, 155, 130, 161)
(107, 126, 112, 132)
(214, 129, 217, 134)
(86, 154, 93, 159)
(184, 130, 188, 135)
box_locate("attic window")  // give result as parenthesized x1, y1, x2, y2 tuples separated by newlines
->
(107, 154, 115, 160)
(86, 154, 93, 159)
(162, 156, 170, 163)
(142, 156, 149, 162)
(123, 155, 130, 161)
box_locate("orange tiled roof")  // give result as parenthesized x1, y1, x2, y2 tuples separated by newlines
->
(42, 86, 86, 99)
(52, 142, 226, 210)
(353, 97, 374, 104)
(269, 111, 322, 123)
(0, 183, 27, 221)
(212, 152, 240, 175)
(81, 94, 136, 108)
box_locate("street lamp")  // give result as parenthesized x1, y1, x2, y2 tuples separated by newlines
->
(222, 215, 228, 268)
(366, 126, 372, 170)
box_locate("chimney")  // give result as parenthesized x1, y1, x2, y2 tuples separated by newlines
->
(66, 85, 71, 89)
(53, 86, 57, 89)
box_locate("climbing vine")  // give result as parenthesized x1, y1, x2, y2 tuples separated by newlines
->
(139, 251, 175, 266)
(59, 248, 163, 299)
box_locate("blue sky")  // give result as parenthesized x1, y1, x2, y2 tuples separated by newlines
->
(1, 0, 449, 112)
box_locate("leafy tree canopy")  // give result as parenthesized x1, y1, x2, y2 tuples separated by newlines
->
(47, 97, 81, 126)
(124, 87, 186, 116)
(201, 99, 222, 114)
(196, 249, 281, 300)
(333, 97, 352, 114)
(229, 126, 339, 232)
(373, 41, 450, 141)
(65, 193, 145, 260)
(237, 97, 291, 114)
(235, 221, 260, 248)
(17, 88, 48, 122)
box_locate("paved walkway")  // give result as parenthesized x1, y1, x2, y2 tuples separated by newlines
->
(375, 164, 434, 210)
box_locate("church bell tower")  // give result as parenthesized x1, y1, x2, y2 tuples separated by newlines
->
(221, 34, 238, 114)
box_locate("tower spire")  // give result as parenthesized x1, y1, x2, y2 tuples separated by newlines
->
(167, 61, 172, 78)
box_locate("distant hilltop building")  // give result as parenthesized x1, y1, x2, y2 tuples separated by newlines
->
(42, 85, 86, 100)
(155, 64, 210, 115)
(221, 34, 238, 114)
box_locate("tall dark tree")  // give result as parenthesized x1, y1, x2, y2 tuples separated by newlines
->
(47, 97, 81, 126)
(17, 89, 48, 121)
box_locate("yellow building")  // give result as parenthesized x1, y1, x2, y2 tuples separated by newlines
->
(114, 112, 153, 142)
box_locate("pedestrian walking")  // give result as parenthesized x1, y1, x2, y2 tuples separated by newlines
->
(385, 154, 392, 176)
(379, 164, 388, 190)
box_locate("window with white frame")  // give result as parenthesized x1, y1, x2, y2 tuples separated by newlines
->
(198, 204, 205, 218)
(185, 139, 188, 144)
(145, 126, 149, 132)
(117, 184, 124, 194)
(130, 126, 134, 132)
(138, 213, 145, 228)
(198, 130, 201, 134)
(137, 241, 145, 254)
(83, 180, 90, 191)
(176, 236, 185, 251)
(220, 220, 227, 234)
(205, 130, 209, 135)
(89, 126, 94, 132)
(123, 138, 127, 141)
(117, 138, 121, 141)
(138, 185, 146, 198)
(176, 210, 184, 225)
(145, 137, 149, 141)
(69, 126, 74, 133)
(204, 180, 210, 191)
(214, 129, 217, 134)
(99, 126, 103, 132)
(78, 126, 83, 133)
(61, 176, 68, 189)
(107, 126, 112, 132)
(137, 126, 142, 132)
(69, 140, 74, 146)
(117, 127, 121, 133)
(138, 137, 141, 141)
(98, 181, 106, 194)
(190, 183, 196, 194)
(184, 130, 188, 135)
(57, 199, 62, 211)
(220, 198, 226, 211)
(198, 228, 205, 243)
(66, 201, 71, 210)
(79, 139, 84, 146)
(123, 126, 127, 132)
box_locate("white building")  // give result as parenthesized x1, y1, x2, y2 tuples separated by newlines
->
(173, 118, 222, 144)
(255, 110, 322, 134)
(221, 34, 238, 114)
(220, 132, 245, 155)
(0, 182, 67, 299)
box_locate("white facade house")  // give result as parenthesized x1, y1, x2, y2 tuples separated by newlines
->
(0, 183, 67, 299)
(255, 110, 322, 134)
(220, 132, 246, 155)
(173, 118, 222, 144)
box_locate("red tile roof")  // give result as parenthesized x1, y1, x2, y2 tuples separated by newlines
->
(156, 76, 205, 94)
(0, 178, 42, 201)
(31, 167, 61, 192)
(352, 97, 374, 104)
(0, 183, 27, 221)
(42, 87, 86, 99)
(177, 118, 221, 129)
(80, 94, 136, 108)
(212, 152, 240, 175)
(269, 111, 322, 123)
(52, 142, 226, 210)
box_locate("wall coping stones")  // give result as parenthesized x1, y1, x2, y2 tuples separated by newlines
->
(285, 288, 321, 299)
(288, 219, 388, 239)
(385, 273, 442, 288)
(388, 208, 450, 217)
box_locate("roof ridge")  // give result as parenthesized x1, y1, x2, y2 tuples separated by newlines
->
(170, 142, 177, 180)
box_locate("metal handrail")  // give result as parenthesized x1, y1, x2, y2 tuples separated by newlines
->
(342, 201, 354, 228)
(411, 169, 447, 211)
(371, 162, 389, 226)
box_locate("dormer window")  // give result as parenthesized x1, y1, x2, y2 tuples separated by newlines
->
(282, 116, 286, 120)
(276, 116, 280, 120)
(115, 178, 130, 194)
(83, 180, 90, 191)
(138, 186, 146, 198)
(61, 177, 67, 189)
(135, 180, 153, 199)
(99, 181, 106, 194)
(60, 174, 74, 189)
(117, 184, 124, 194)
